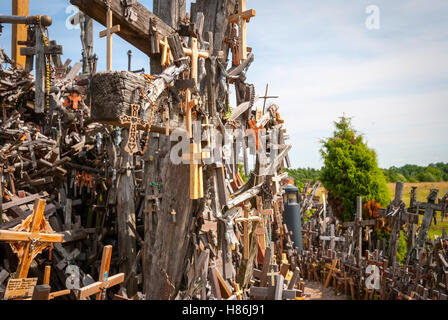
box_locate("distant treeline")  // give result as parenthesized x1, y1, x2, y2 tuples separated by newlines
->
(284, 162, 448, 187)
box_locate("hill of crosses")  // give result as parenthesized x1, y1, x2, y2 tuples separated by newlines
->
(0, 0, 447, 302)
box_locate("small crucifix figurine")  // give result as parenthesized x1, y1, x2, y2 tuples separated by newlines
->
(99, 0, 121, 71)
(228, 0, 256, 64)
(0, 199, 64, 279)
(119, 103, 150, 155)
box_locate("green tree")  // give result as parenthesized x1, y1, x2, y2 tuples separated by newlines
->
(320, 116, 390, 221)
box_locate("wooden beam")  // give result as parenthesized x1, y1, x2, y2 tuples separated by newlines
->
(70, 0, 175, 57)
(11, 0, 29, 68)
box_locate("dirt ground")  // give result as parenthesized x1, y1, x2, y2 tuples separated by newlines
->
(303, 280, 347, 300)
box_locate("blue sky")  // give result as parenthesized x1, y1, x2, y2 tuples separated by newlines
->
(1, 0, 447, 169)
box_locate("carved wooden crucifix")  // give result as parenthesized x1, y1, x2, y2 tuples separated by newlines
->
(119, 103, 150, 155)
(0, 199, 64, 278)
(228, 0, 256, 64)
(99, 0, 120, 71)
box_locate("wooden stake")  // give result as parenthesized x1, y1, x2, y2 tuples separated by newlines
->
(43, 265, 51, 285)
(11, 0, 29, 68)
(96, 245, 112, 300)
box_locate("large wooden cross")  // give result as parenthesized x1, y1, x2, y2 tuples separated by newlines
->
(76, 245, 124, 300)
(228, 0, 256, 64)
(0, 199, 63, 278)
(343, 196, 376, 264)
(99, 0, 120, 71)
(119, 103, 150, 155)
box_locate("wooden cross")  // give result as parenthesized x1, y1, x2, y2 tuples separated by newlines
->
(119, 103, 150, 155)
(323, 258, 340, 288)
(182, 37, 209, 200)
(301, 223, 318, 250)
(235, 202, 261, 260)
(63, 92, 82, 110)
(228, 0, 256, 64)
(415, 189, 444, 248)
(247, 119, 263, 151)
(320, 224, 345, 251)
(76, 245, 124, 300)
(249, 274, 297, 300)
(343, 196, 376, 264)
(19, 26, 62, 113)
(0, 199, 63, 279)
(159, 36, 171, 68)
(99, 0, 121, 71)
(255, 196, 273, 249)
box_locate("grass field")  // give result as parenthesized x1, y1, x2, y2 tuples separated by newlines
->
(314, 182, 448, 239)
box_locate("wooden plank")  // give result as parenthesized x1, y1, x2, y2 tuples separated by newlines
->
(0, 230, 63, 242)
(70, 0, 175, 57)
(11, 0, 29, 68)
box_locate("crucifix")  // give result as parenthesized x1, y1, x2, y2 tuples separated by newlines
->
(320, 224, 345, 252)
(0, 199, 63, 279)
(75, 245, 124, 300)
(228, 0, 256, 64)
(343, 196, 376, 265)
(119, 103, 150, 155)
(183, 36, 209, 200)
(99, 0, 121, 71)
